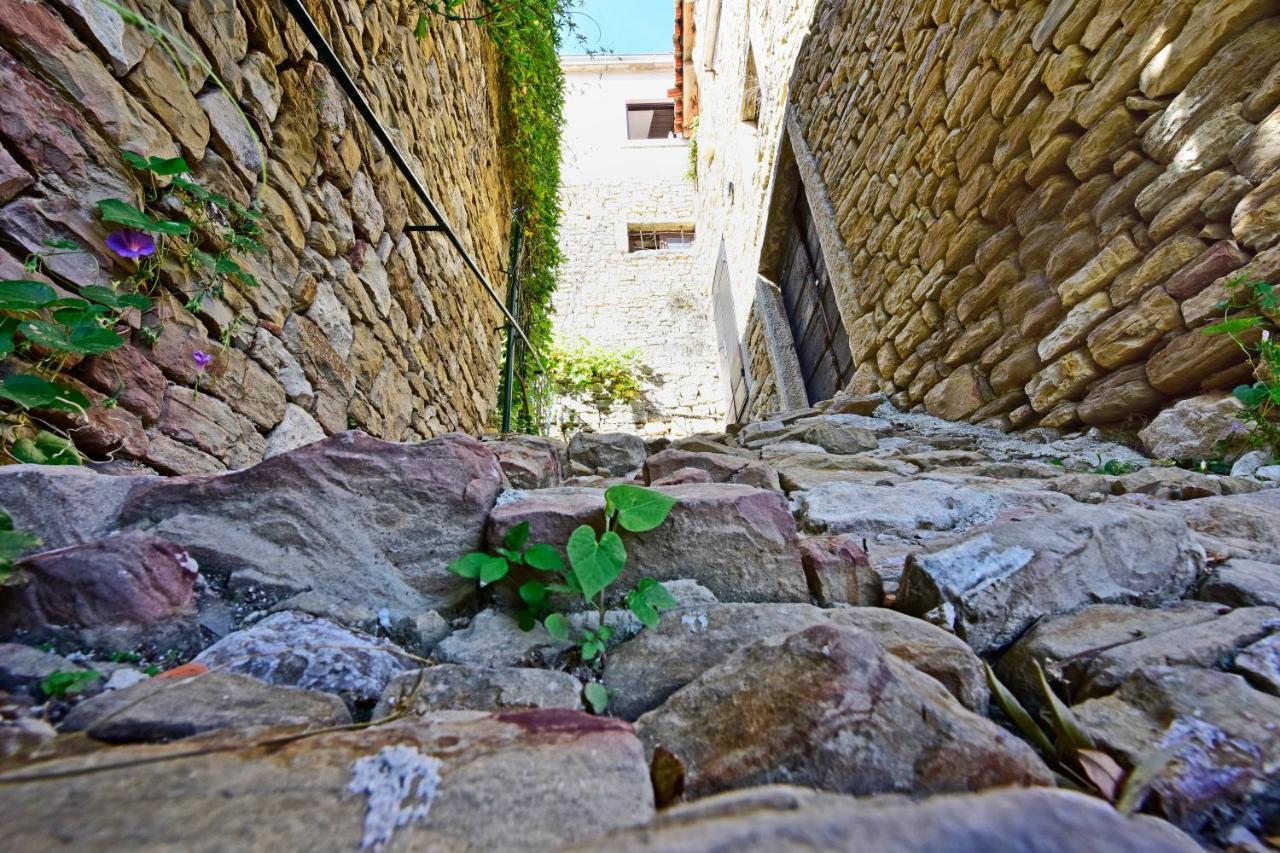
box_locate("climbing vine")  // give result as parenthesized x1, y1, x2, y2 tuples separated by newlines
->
(1205, 276, 1279, 457)
(412, 1, 586, 432)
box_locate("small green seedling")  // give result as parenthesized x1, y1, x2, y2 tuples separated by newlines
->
(449, 484, 680, 711)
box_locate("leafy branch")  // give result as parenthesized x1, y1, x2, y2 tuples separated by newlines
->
(1204, 277, 1278, 458)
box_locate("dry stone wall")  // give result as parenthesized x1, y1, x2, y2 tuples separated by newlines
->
(0, 0, 514, 473)
(781, 0, 1280, 431)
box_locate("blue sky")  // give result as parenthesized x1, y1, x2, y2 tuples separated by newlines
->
(559, 0, 675, 55)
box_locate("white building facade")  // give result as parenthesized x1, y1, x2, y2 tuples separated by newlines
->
(551, 54, 726, 439)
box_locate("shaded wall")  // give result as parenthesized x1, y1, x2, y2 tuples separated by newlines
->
(756, 0, 1280, 428)
(0, 0, 514, 473)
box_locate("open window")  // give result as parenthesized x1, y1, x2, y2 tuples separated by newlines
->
(626, 102, 677, 140)
(627, 224, 696, 252)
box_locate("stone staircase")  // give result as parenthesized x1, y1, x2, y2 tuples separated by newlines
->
(0, 392, 1276, 850)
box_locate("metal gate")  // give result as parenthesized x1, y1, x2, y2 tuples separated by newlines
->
(712, 245, 751, 423)
(778, 189, 853, 404)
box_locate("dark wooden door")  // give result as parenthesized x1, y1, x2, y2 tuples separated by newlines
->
(779, 190, 853, 404)
(712, 246, 751, 423)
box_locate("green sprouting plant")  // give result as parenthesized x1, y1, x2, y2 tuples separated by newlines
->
(0, 509, 39, 586)
(1092, 457, 1143, 476)
(40, 668, 100, 700)
(101, 151, 264, 312)
(1204, 277, 1279, 457)
(985, 662, 1170, 810)
(686, 115, 700, 182)
(0, 276, 149, 465)
(448, 484, 679, 712)
(547, 340, 649, 413)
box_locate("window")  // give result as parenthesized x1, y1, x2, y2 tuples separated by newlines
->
(626, 102, 676, 140)
(628, 225, 696, 252)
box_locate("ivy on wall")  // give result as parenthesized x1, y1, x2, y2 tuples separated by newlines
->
(413, 0, 579, 432)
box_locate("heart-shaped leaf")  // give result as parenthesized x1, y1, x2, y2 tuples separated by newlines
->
(97, 198, 155, 231)
(583, 682, 608, 714)
(519, 580, 547, 609)
(0, 280, 57, 311)
(478, 556, 509, 586)
(524, 543, 564, 572)
(446, 551, 490, 580)
(605, 484, 677, 533)
(0, 375, 89, 412)
(544, 612, 570, 641)
(504, 521, 530, 552)
(567, 525, 626, 601)
(581, 640, 601, 661)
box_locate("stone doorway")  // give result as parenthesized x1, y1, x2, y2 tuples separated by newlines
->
(778, 189, 854, 404)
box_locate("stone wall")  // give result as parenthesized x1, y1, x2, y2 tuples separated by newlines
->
(0, 0, 514, 473)
(553, 57, 724, 438)
(779, 0, 1280, 430)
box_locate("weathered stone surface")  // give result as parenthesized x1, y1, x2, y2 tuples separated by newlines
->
(0, 530, 199, 653)
(374, 665, 584, 717)
(1165, 241, 1250, 300)
(1039, 291, 1113, 363)
(1086, 286, 1180, 369)
(1143, 19, 1280, 162)
(1232, 171, 1280, 251)
(1199, 559, 1280, 608)
(1168, 490, 1280, 565)
(603, 603, 989, 721)
(1076, 605, 1280, 698)
(263, 402, 326, 459)
(578, 785, 1198, 853)
(488, 483, 809, 604)
(61, 671, 351, 743)
(644, 449, 779, 491)
(569, 432, 646, 476)
(791, 479, 1070, 544)
(1138, 393, 1248, 460)
(120, 432, 503, 619)
(1073, 666, 1280, 837)
(488, 435, 563, 490)
(0, 711, 655, 851)
(633, 623, 1049, 799)
(1234, 633, 1280, 694)
(1146, 325, 1257, 396)
(898, 502, 1204, 654)
(996, 601, 1225, 707)
(194, 611, 412, 710)
(1080, 361, 1172, 422)
(0, 642, 93, 698)
(797, 534, 882, 606)
(1026, 348, 1102, 412)
(923, 364, 986, 420)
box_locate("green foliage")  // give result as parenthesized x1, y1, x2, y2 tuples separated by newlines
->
(40, 668, 100, 699)
(1092, 458, 1143, 476)
(448, 484, 680, 711)
(986, 662, 1166, 806)
(1204, 277, 1279, 458)
(547, 340, 648, 412)
(685, 116, 700, 181)
(412, 1, 577, 433)
(0, 509, 39, 586)
(583, 681, 608, 714)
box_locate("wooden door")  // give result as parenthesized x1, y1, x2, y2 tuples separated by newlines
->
(712, 246, 751, 423)
(778, 190, 853, 404)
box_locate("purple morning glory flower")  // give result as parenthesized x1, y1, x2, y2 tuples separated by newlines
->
(191, 350, 213, 371)
(106, 229, 156, 259)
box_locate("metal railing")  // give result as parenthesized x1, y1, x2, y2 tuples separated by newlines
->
(281, 0, 545, 431)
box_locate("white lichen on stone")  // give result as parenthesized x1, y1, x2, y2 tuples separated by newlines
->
(681, 610, 708, 634)
(348, 745, 443, 850)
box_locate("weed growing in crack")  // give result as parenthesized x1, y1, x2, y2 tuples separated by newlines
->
(448, 484, 679, 712)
